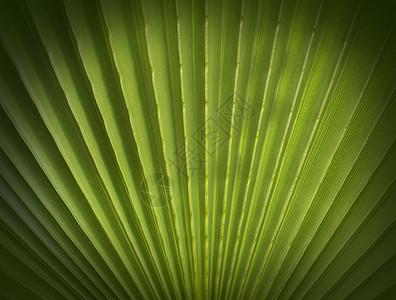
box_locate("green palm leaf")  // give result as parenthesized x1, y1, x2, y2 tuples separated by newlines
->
(0, 0, 395, 299)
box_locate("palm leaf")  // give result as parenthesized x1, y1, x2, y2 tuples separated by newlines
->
(0, 0, 395, 299)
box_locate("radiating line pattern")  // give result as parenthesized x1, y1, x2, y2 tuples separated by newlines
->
(0, 0, 395, 299)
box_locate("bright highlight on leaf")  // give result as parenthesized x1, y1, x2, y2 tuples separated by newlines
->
(0, 0, 395, 299)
